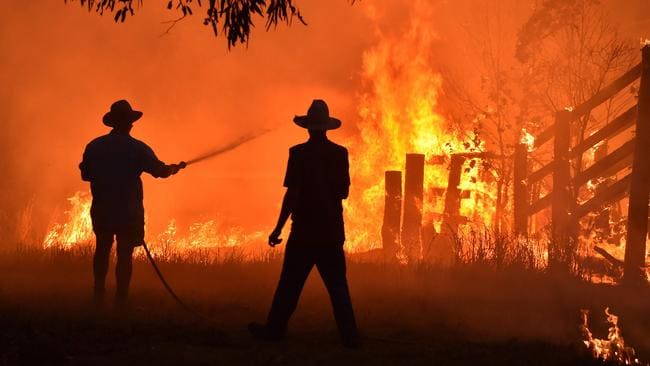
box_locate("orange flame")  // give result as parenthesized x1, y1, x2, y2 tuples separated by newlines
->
(581, 308, 640, 365)
(155, 219, 263, 250)
(42, 192, 264, 257)
(343, 3, 496, 253)
(520, 128, 535, 152)
(43, 191, 93, 248)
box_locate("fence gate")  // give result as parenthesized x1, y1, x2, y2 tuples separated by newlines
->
(513, 45, 650, 284)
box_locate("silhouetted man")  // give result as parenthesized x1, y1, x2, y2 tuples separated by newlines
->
(79, 100, 185, 307)
(249, 99, 360, 347)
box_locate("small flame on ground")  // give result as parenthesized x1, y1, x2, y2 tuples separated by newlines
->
(581, 308, 641, 365)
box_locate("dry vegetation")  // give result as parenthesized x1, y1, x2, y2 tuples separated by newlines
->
(1, 242, 649, 365)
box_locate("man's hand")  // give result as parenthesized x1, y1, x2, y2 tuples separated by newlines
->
(170, 161, 187, 175)
(268, 228, 283, 247)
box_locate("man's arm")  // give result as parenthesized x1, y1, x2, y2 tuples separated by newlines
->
(269, 148, 299, 247)
(141, 144, 185, 178)
(268, 187, 298, 246)
(79, 147, 92, 182)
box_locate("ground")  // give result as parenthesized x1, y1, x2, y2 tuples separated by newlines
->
(1, 247, 648, 365)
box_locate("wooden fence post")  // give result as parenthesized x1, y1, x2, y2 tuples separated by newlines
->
(513, 143, 528, 236)
(624, 45, 650, 285)
(382, 170, 402, 260)
(551, 110, 573, 272)
(401, 154, 425, 263)
(441, 154, 465, 236)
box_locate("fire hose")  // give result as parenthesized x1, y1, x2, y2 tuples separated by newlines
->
(142, 242, 211, 321)
(140, 129, 271, 321)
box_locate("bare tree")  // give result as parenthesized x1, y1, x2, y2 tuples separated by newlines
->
(517, 0, 639, 162)
(441, 0, 639, 239)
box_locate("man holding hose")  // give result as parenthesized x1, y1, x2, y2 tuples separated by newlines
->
(79, 99, 186, 308)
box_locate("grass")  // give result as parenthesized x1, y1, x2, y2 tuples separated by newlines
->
(1, 244, 649, 365)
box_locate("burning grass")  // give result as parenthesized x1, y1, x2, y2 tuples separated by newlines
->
(40, 191, 273, 264)
(40, 189, 644, 286)
(448, 229, 547, 270)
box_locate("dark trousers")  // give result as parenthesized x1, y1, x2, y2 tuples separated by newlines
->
(93, 232, 135, 301)
(267, 238, 358, 340)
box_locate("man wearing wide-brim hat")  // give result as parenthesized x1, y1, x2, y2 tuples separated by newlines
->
(79, 99, 186, 307)
(249, 99, 360, 348)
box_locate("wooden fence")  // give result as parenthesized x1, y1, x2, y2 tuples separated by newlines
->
(380, 46, 649, 284)
(513, 45, 649, 284)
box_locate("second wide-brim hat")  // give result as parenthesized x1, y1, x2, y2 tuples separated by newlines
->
(293, 99, 341, 130)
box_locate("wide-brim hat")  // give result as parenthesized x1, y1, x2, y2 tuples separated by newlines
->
(293, 99, 341, 130)
(102, 99, 143, 128)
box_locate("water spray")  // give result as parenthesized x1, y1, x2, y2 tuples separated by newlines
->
(184, 128, 272, 166)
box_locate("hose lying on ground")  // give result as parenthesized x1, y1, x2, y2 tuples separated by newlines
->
(142, 242, 213, 322)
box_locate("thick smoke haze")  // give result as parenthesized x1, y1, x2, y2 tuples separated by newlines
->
(0, 0, 647, 245)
